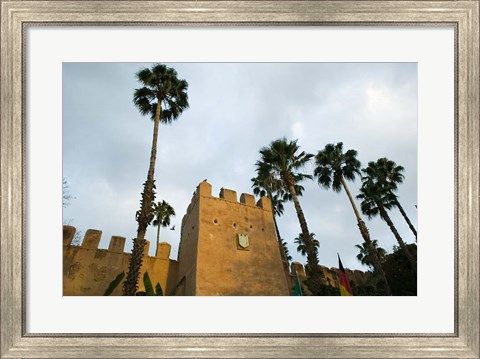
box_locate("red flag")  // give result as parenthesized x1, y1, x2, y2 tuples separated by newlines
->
(338, 254, 353, 296)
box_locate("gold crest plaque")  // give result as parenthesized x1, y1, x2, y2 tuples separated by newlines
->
(237, 234, 250, 250)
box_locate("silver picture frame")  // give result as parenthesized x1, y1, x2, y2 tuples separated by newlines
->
(1, 1, 479, 358)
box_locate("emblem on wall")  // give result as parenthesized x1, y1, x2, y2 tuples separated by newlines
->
(237, 233, 250, 250)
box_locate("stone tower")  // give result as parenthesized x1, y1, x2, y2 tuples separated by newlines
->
(175, 181, 290, 295)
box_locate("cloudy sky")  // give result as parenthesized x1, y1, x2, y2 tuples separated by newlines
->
(62, 62, 417, 271)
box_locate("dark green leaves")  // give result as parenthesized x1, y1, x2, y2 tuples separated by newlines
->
(152, 200, 175, 228)
(133, 63, 189, 124)
(135, 272, 164, 296)
(103, 271, 125, 296)
(255, 137, 313, 191)
(358, 157, 404, 218)
(314, 142, 361, 193)
(361, 157, 405, 192)
(294, 233, 319, 257)
(143, 271, 154, 295)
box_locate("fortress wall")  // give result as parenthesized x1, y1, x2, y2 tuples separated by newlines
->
(63, 226, 173, 296)
(175, 182, 209, 295)
(291, 261, 371, 295)
(63, 180, 370, 296)
(166, 259, 180, 295)
(291, 261, 312, 295)
(191, 182, 289, 295)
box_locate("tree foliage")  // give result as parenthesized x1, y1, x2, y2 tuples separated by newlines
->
(352, 244, 417, 296)
(294, 233, 319, 257)
(133, 64, 189, 124)
(152, 200, 175, 256)
(152, 200, 175, 229)
(314, 142, 361, 192)
(382, 244, 417, 295)
(354, 240, 387, 269)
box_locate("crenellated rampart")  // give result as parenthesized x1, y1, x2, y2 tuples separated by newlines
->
(63, 181, 369, 296)
(63, 226, 177, 296)
(181, 181, 272, 231)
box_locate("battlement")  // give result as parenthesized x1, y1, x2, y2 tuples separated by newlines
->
(63, 225, 175, 296)
(186, 181, 272, 215)
(63, 178, 372, 297)
(63, 225, 171, 259)
(176, 181, 288, 295)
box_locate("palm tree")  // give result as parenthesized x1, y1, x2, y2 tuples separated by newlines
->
(251, 171, 305, 261)
(314, 142, 391, 295)
(254, 137, 323, 294)
(358, 162, 416, 272)
(123, 64, 189, 296)
(294, 233, 320, 257)
(355, 240, 387, 269)
(152, 200, 175, 256)
(251, 173, 290, 275)
(363, 158, 417, 240)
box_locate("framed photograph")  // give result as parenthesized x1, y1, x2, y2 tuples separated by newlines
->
(1, 1, 479, 358)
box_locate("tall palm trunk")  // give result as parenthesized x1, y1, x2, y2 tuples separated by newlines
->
(375, 200, 417, 272)
(288, 184, 318, 268)
(395, 199, 417, 241)
(123, 100, 162, 296)
(155, 220, 161, 257)
(339, 177, 392, 295)
(285, 179, 323, 295)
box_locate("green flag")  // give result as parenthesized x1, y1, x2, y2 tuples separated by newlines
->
(293, 272, 303, 296)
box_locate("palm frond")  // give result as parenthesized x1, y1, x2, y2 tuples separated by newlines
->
(133, 63, 189, 123)
(294, 232, 319, 257)
(314, 142, 361, 193)
(152, 200, 175, 228)
(359, 157, 407, 217)
(254, 137, 313, 193)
